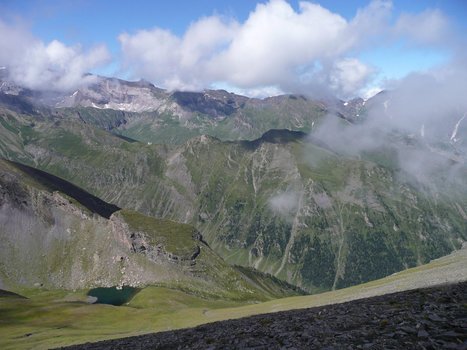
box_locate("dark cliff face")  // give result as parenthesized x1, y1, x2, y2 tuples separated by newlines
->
(0, 172, 30, 210)
(8, 161, 120, 219)
(170, 91, 242, 118)
(0, 92, 38, 115)
(248, 129, 307, 146)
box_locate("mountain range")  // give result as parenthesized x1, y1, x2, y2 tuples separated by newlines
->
(0, 71, 466, 348)
(0, 73, 465, 293)
(0, 157, 303, 300)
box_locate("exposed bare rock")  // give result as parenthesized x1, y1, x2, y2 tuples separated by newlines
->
(62, 281, 467, 350)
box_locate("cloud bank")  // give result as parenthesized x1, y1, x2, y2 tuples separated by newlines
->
(0, 1, 456, 97)
(0, 20, 110, 91)
(118, 0, 451, 98)
(309, 55, 467, 189)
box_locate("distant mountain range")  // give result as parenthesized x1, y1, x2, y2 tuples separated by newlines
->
(1, 72, 464, 153)
(0, 72, 365, 143)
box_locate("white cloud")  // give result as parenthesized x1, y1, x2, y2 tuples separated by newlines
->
(269, 191, 299, 217)
(119, 16, 238, 91)
(362, 86, 383, 100)
(118, 0, 398, 98)
(0, 20, 110, 91)
(394, 9, 450, 45)
(0, 21, 33, 64)
(310, 55, 467, 187)
(329, 58, 375, 97)
(208, 1, 350, 87)
(346, 0, 393, 47)
(0, 0, 456, 97)
(119, 0, 453, 98)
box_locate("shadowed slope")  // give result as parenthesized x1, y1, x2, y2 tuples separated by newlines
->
(4, 159, 120, 218)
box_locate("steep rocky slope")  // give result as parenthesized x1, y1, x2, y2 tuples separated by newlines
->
(1, 74, 346, 144)
(2, 244, 465, 350)
(53, 91, 329, 145)
(62, 281, 467, 350)
(0, 105, 465, 292)
(56, 77, 167, 113)
(0, 159, 302, 300)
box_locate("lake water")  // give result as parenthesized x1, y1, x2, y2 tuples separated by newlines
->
(87, 286, 140, 306)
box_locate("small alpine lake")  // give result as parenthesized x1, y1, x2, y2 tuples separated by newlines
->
(87, 286, 140, 306)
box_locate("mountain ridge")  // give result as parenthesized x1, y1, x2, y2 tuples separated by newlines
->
(0, 104, 464, 292)
(0, 158, 303, 300)
(0, 73, 358, 145)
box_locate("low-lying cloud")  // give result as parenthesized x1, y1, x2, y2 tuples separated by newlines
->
(310, 56, 467, 188)
(0, 20, 110, 91)
(269, 191, 299, 218)
(394, 9, 450, 46)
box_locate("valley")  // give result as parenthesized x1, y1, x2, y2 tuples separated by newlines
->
(0, 92, 465, 291)
(1, 1, 467, 348)
(1, 243, 465, 349)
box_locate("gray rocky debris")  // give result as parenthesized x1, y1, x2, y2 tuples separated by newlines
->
(61, 281, 467, 350)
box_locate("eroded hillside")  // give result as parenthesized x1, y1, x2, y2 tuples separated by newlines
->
(0, 104, 465, 292)
(0, 159, 302, 300)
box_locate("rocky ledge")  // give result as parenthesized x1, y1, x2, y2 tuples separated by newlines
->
(62, 281, 467, 349)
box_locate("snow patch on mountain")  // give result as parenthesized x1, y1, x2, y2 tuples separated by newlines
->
(450, 113, 466, 143)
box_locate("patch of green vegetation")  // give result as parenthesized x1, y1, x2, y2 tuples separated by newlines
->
(0, 116, 18, 134)
(118, 209, 197, 256)
(0, 289, 27, 298)
(46, 131, 89, 156)
(292, 141, 347, 192)
(0, 284, 252, 350)
(234, 266, 305, 297)
(299, 234, 336, 290)
(19, 125, 39, 143)
(1, 247, 465, 350)
(361, 147, 399, 170)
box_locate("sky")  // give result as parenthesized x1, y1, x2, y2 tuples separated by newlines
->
(0, 0, 466, 98)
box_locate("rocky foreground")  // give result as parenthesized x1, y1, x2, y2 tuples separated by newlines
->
(63, 282, 467, 350)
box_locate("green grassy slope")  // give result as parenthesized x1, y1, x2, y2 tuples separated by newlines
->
(0, 105, 465, 292)
(0, 158, 302, 301)
(1, 246, 465, 350)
